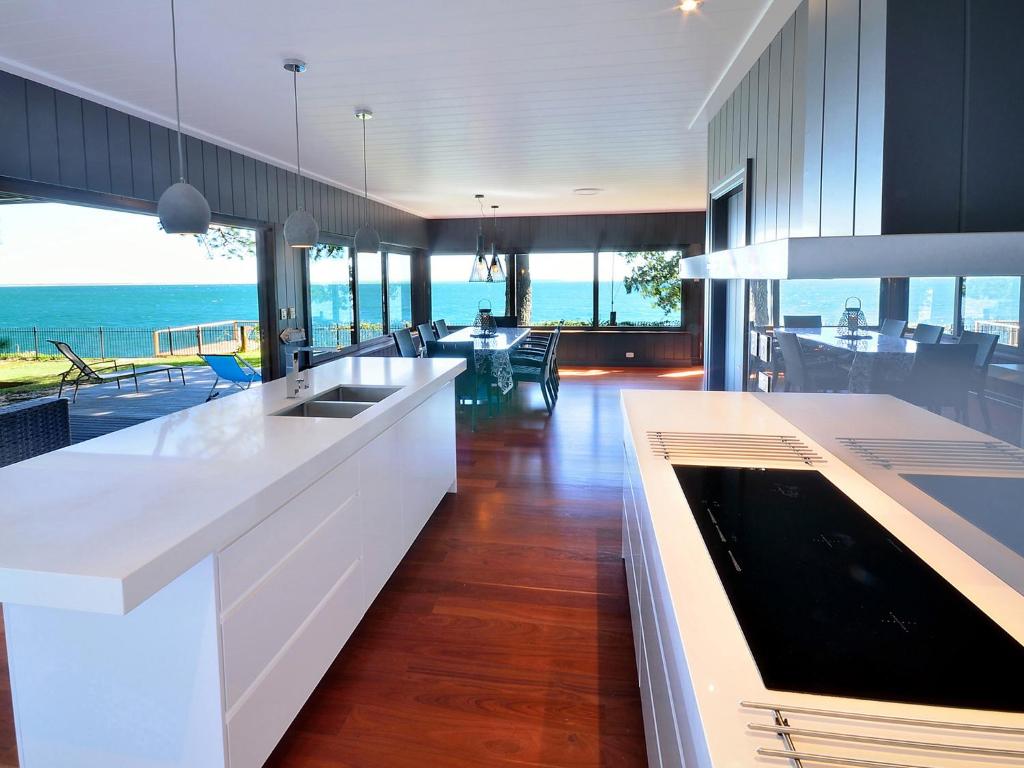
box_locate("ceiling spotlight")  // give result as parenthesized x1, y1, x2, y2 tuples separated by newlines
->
(679, 0, 702, 12)
(573, 187, 603, 196)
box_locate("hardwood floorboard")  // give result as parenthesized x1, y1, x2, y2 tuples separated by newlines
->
(0, 366, 700, 768)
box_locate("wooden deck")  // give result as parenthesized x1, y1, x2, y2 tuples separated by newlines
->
(66, 366, 253, 443)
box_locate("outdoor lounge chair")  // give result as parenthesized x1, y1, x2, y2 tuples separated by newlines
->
(200, 353, 261, 401)
(50, 340, 186, 403)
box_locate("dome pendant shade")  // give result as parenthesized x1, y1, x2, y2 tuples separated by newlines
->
(284, 208, 319, 249)
(354, 225, 381, 255)
(158, 182, 211, 234)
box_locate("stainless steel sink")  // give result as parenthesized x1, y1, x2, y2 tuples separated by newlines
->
(313, 385, 403, 403)
(276, 401, 374, 419)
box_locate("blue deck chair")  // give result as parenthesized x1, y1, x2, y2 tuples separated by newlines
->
(200, 354, 261, 401)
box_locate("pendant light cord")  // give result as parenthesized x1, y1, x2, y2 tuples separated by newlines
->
(170, 0, 185, 183)
(292, 68, 304, 211)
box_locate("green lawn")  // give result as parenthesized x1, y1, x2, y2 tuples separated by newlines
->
(0, 351, 263, 403)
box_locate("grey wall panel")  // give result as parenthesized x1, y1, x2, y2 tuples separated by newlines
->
(150, 124, 171, 197)
(819, 0, 859, 236)
(255, 161, 269, 223)
(243, 156, 258, 220)
(881, 0, 964, 233)
(961, 0, 1024, 232)
(755, 51, 770, 243)
(202, 141, 220, 212)
(81, 101, 111, 193)
(738, 72, 750, 170)
(185, 135, 205, 196)
(129, 116, 153, 200)
(216, 146, 233, 216)
(266, 163, 279, 226)
(790, 1, 808, 235)
(765, 32, 782, 242)
(168, 126, 183, 186)
(55, 91, 87, 189)
(25, 81, 59, 185)
(230, 151, 246, 215)
(0, 71, 30, 178)
(106, 110, 133, 196)
(777, 16, 796, 238)
(802, 0, 826, 237)
(854, 0, 886, 235)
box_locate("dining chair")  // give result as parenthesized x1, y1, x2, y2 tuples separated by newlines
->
(511, 326, 561, 404)
(392, 328, 418, 358)
(417, 322, 438, 344)
(775, 331, 849, 393)
(899, 343, 978, 423)
(512, 329, 558, 414)
(912, 323, 944, 344)
(434, 319, 451, 338)
(493, 315, 518, 328)
(958, 330, 999, 430)
(783, 315, 822, 329)
(880, 319, 908, 338)
(424, 340, 493, 431)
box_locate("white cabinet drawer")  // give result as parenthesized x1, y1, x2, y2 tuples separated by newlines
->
(220, 492, 361, 709)
(218, 456, 358, 611)
(225, 557, 363, 768)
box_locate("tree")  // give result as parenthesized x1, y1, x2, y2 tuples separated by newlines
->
(620, 251, 682, 319)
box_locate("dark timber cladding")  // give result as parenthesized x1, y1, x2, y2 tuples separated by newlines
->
(0, 68, 429, 376)
(706, 0, 887, 242)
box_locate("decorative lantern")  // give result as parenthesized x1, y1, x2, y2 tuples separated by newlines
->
(837, 296, 868, 337)
(472, 299, 498, 337)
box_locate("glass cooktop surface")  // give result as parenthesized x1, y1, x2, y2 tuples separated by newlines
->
(676, 465, 1024, 711)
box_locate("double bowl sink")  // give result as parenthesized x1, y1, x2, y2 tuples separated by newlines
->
(275, 384, 403, 419)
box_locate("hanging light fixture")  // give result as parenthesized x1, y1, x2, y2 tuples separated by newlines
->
(283, 59, 319, 248)
(157, 0, 210, 235)
(488, 204, 506, 282)
(353, 108, 381, 255)
(468, 194, 491, 282)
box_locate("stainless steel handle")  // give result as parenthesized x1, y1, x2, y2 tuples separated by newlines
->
(748, 723, 1024, 758)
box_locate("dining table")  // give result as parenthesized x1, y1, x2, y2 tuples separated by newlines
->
(441, 326, 532, 394)
(788, 327, 919, 393)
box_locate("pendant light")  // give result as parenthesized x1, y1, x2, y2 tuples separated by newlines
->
(468, 194, 490, 282)
(353, 109, 381, 255)
(283, 59, 319, 249)
(157, 0, 211, 235)
(488, 204, 506, 282)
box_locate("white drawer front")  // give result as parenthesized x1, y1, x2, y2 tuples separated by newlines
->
(218, 456, 358, 612)
(221, 492, 361, 709)
(225, 557, 363, 768)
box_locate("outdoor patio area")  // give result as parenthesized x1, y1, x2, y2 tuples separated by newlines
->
(62, 367, 254, 443)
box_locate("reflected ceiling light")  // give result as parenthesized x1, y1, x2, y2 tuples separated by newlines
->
(353, 108, 381, 255)
(573, 187, 603, 196)
(283, 59, 319, 249)
(157, 0, 211, 235)
(679, 0, 703, 12)
(489, 204, 506, 283)
(469, 194, 490, 282)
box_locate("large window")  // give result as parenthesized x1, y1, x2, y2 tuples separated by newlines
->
(308, 244, 353, 348)
(908, 277, 957, 332)
(357, 250, 384, 342)
(387, 251, 412, 333)
(429, 254, 509, 325)
(778, 279, 881, 326)
(597, 251, 682, 327)
(963, 276, 1021, 346)
(522, 252, 594, 326)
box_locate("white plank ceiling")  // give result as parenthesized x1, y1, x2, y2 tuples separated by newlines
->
(0, 0, 769, 217)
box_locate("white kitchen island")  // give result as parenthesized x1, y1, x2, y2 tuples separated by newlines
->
(0, 355, 464, 768)
(622, 391, 1024, 768)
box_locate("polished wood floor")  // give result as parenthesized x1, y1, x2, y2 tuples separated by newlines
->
(0, 367, 700, 768)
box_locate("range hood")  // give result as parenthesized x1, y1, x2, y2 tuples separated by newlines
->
(680, 232, 1024, 280)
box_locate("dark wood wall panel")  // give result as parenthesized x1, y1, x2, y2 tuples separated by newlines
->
(429, 211, 706, 254)
(555, 331, 696, 367)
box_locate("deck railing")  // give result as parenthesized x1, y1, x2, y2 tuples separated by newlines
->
(0, 321, 260, 359)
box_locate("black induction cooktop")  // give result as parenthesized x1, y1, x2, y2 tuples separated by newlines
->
(675, 465, 1024, 711)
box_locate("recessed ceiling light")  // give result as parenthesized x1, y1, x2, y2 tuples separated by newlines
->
(679, 0, 703, 12)
(573, 187, 603, 196)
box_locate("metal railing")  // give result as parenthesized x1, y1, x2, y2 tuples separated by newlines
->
(0, 321, 260, 359)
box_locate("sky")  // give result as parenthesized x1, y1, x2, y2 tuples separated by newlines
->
(0, 202, 257, 286)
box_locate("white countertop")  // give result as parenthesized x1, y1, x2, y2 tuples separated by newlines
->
(622, 391, 1024, 768)
(0, 357, 464, 615)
